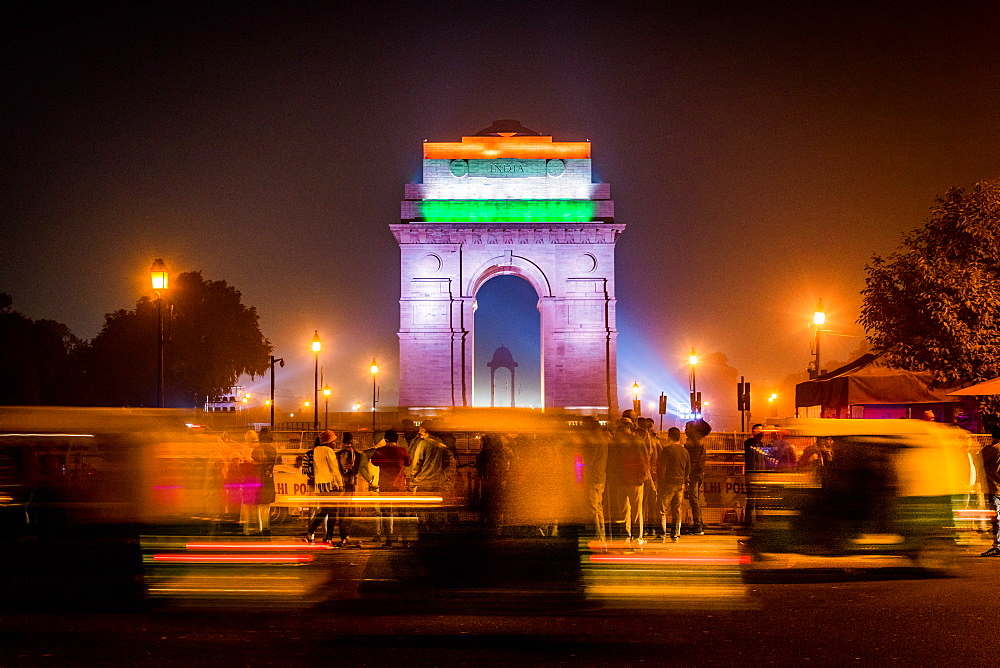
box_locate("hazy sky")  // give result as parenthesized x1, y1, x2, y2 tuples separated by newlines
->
(3, 1, 999, 420)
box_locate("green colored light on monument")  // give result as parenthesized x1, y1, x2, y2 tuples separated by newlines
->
(420, 199, 596, 222)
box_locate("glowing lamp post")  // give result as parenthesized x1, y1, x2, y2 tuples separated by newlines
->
(323, 384, 331, 430)
(689, 348, 700, 415)
(311, 331, 321, 430)
(150, 259, 169, 408)
(769, 393, 778, 418)
(631, 381, 641, 417)
(370, 358, 379, 433)
(809, 299, 825, 379)
(269, 355, 284, 429)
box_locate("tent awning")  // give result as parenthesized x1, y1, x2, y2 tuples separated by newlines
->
(948, 377, 1000, 396)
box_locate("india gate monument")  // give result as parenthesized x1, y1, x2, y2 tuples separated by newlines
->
(391, 120, 624, 415)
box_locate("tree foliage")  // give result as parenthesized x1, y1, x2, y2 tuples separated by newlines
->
(0, 293, 84, 405)
(859, 180, 1000, 397)
(84, 271, 272, 407)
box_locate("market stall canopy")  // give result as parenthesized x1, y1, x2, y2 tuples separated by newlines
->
(947, 376, 1000, 396)
(796, 354, 963, 408)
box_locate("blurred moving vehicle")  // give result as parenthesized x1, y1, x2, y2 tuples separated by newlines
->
(744, 418, 969, 575)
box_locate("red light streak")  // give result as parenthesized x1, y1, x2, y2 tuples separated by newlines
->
(185, 542, 333, 551)
(153, 554, 313, 563)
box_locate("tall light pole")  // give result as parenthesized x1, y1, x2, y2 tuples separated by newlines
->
(810, 299, 825, 379)
(689, 347, 700, 415)
(631, 381, 641, 417)
(370, 358, 379, 433)
(311, 331, 321, 431)
(150, 259, 169, 408)
(323, 384, 331, 430)
(269, 355, 284, 429)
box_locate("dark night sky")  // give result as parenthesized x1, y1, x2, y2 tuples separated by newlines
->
(3, 1, 999, 421)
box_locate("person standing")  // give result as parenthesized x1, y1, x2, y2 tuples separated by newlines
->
(656, 427, 690, 542)
(370, 429, 413, 547)
(768, 429, 798, 470)
(607, 417, 650, 544)
(979, 425, 1000, 557)
(742, 424, 767, 528)
(684, 419, 711, 535)
(410, 424, 452, 530)
(334, 432, 362, 547)
(304, 431, 342, 544)
(638, 417, 661, 537)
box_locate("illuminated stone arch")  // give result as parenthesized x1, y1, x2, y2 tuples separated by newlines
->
(391, 121, 624, 415)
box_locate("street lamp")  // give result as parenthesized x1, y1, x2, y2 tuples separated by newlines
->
(150, 259, 169, 408)
(809, 299, 825, 379)
(323, 384, 331, 430)
(269, 355, 284, 429)
(769, 393, 778, 418)
(631, 381, 641, 417)
(689, 347, 700, 415)
(370, 358, 379, 433)
(311, 331, 321, 430)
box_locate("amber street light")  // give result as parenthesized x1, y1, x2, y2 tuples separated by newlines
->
(631, 381, 641, 417)
(370, 358, 379, 433)
(323, 384, 332, 430)
(769, 393, 778, 418)
(689, 348, 699, 414)
(150, 259, 169, 408)
(311, 331, 321, 430)
(810, 299, 826, 379)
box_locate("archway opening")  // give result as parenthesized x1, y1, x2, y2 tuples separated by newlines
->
(473, 275, 541, 407)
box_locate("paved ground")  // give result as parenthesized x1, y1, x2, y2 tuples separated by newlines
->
(2, 529, 998, 666)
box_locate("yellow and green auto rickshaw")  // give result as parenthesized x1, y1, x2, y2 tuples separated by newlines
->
(745, 418, 970, 574)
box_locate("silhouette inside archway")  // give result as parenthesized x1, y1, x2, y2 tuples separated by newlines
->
(474, 275, 540, 407)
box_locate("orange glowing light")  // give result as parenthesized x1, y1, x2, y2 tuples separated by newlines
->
(588, 555, 751, 565)
(423, 135, 591, 160)
(285, 495, 443, 505)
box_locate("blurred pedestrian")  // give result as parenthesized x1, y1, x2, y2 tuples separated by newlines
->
(579, 416, 609, 543)
(979, 425, 1000, 557)
(370, 429, 412, 546)
(333, 432, 362, 547)
(768, 429, 798, 470)
(476, 433, 513, 536)
(656, 427, 689, 542)
(244, 427, 277, 535)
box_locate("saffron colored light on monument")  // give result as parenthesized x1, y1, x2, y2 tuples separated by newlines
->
(423, 135, 591, 160)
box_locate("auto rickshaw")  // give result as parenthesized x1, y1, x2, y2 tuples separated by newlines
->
(744, 418, 969, 575)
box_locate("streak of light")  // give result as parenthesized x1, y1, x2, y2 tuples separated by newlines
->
(589, 555, 751, 565)
(152, 554, 313, 563)
(185, 542, 334, 551)
(285, 495, 443, 504)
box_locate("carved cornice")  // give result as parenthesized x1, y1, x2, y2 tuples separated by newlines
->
(389, 222, 626, 245)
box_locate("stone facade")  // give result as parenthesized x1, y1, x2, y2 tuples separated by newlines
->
(393, 124, 623, 415)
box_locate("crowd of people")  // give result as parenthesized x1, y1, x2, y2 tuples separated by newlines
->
(218, 413, 1000, 559)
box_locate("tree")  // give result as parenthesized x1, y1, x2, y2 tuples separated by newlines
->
(859, 180, 1000, 410)
(0, 293, 85, 405)
(84, 272, 272, 407)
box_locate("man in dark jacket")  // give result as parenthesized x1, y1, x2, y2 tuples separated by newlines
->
(656, 427, 690, 542)
(684, 419, 711, 535)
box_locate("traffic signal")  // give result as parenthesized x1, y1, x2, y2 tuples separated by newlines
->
(738, 381, 751, 411)
(658, 393, 667, 415)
